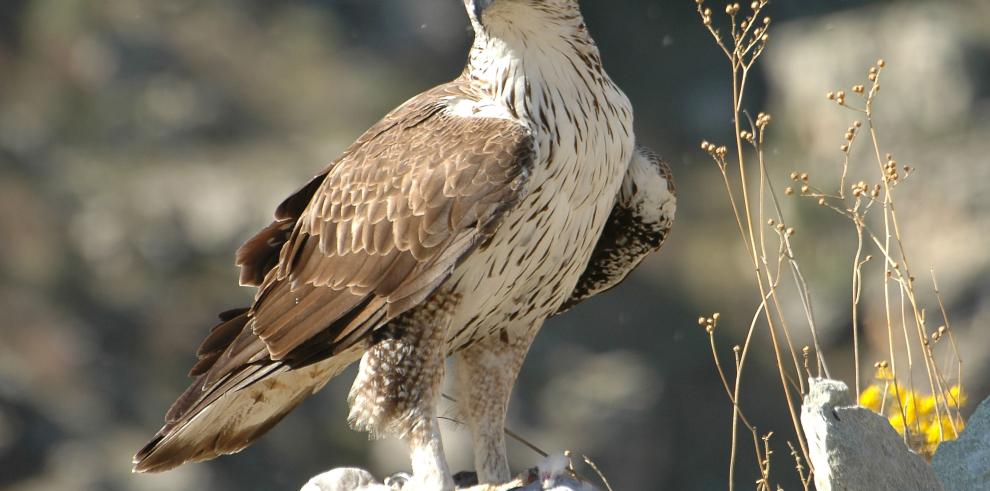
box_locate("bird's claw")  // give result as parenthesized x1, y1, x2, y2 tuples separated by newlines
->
(384, 472, 411, 490)
(452, 471, 479, 487)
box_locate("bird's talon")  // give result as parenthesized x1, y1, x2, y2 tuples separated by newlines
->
(384, 472, 411, 489)
(453, 471, 479, 487)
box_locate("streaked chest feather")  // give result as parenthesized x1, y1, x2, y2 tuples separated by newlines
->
(443, 42, 634, 348)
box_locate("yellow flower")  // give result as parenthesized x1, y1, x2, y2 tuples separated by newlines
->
(886, 382, 907, 403)
(918, 395, 937, 418)
(864, 378, 968, 456)
(945, 385, 967, 409)
(944, 416, 964, 440)
(952, 416, 966, 438)
(902, 393, 918, 425)
(859, 385, 883, 412)
(888, 412, 906, 434)
(925, 415, 965, 446)
(924, 420, 941, 445)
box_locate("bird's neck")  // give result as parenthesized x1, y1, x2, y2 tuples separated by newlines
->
(463, 12, 605, 122)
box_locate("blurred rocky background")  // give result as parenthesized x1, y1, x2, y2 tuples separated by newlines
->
(0, 0, 986, 490)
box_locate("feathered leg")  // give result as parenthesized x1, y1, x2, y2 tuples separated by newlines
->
(348, 295, 458, 491)
(454, 327, 537, 484)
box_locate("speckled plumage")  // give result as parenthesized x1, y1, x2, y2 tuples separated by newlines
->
(134, 0, 674, 487)
(347, 292, 459, 441)
(558, 146, 676, 313)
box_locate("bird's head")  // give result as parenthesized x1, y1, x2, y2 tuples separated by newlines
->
(464, 0, 583, 34)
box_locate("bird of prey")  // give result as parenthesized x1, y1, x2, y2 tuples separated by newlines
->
(133, 0, 676, 488)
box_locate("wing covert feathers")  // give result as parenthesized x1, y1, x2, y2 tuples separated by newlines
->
(134, 82, 535, 472)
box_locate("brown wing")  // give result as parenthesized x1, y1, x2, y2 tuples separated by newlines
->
(133, 83, 535, 472)
(250, 88, 535, 362)
(235, 170, 329, 287)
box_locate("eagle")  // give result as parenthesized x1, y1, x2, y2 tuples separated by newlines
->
(133, 0, 676, 488)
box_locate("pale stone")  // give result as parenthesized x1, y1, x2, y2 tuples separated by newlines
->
(932, 394, 990, 491)
(801, 378, 943, 491)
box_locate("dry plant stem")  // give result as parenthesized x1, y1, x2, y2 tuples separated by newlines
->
(898, 290, 923, 437)
(840, 133, 863, 398)
(696, 1, 812, 486)
(712, 157, 788, 489)
(898, 288, 918, 438)
(733, 18, 811, 479)
(851, 220, 865, 397)
(781, 244, 829, 379)
(787, 441, 812, 491)
(862, 72, 951, 444)
(855, 68, 913, 445)
(862, 232, 953, 432)
(868, 78, 900, 436)
(711, 150, 774, 487)
(760, 127, 829, 379)
(440, 393, 550, 459)
(707, 332, 758, 451)
(716, 160, 752, 246)
(764, 434, 773, 490)
(810, 66, 964, 457)
(922, 339, 951, 440)
(931, 269, 964, 425)
(821, 62, 963, 452)
(755, 131, 809, 395)
(929, 354, 963, 435)
(736, 294, 778, 475)
(706, 305, 772, 491)
(764, 252, 808, 393)
(582, 455, 614, 491)
(505, 427, 549, 459)
(731, 345, 743, 487)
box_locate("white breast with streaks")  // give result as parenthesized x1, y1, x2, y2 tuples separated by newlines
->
(441, 31, 635, 351)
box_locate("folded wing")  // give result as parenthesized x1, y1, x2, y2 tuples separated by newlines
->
(133, 83, 535, 472)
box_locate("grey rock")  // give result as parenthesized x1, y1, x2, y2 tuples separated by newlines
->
(801, 378, 943, 491)
(933, 394, 990, 491)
